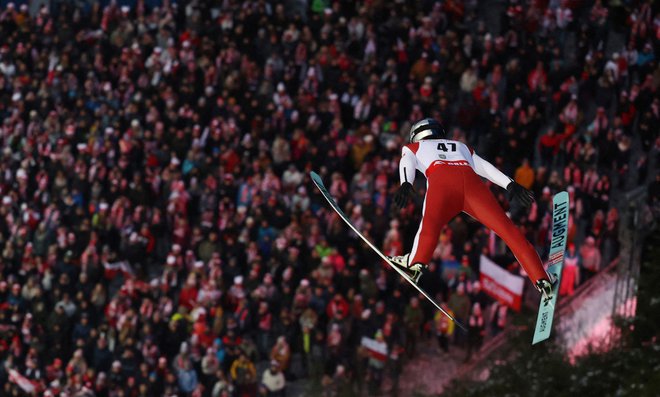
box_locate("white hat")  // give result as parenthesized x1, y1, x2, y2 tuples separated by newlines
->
(166, 255, 176, 265)
(234, 275, 243, 285)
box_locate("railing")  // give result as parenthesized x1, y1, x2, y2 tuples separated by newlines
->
(609, 186, 655, 348)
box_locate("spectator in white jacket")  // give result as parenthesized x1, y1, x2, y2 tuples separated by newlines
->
(261, 360, 286, 397)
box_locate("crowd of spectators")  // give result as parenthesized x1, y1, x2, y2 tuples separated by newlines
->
(0, 0, 658, 396)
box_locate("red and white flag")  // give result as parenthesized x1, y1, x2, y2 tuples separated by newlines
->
(479, 255, 525, 311)
(8, 369, 37, 393)
(360, 337, 388, 362)
(103, 261, 134, 279)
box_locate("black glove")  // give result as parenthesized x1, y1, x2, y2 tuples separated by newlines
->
(393, 182, 415, 208)
(506, 181, 534, 209)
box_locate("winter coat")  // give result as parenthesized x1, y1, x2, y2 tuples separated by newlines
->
(177, 367, 198, 393)
(261, 368, 285, 392)
(230, 358, 256, 385)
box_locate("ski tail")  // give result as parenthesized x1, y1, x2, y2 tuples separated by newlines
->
(310, 171, 466, 332)
(532, 191, 569, 344)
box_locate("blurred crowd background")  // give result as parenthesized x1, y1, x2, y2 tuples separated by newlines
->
(0, 0, 658, 396)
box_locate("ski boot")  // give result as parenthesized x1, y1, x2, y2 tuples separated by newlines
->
(388, 253, 424, 284)
(535, 277, 556, 301)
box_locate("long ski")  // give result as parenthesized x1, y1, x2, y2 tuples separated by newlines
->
(310, 171, 466, 331)
(532, 191, 569, 344)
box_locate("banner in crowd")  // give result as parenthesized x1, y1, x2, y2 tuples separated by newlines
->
(479, 255, 525, 311)
(103, 261, 134, 279)
(8, 369, 37, 393)
(441, 259, 460, 280)
(360, 336, 388, 362)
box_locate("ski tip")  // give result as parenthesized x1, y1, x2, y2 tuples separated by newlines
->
(309, 171, 323, 188)
(554, 191, 569, 202)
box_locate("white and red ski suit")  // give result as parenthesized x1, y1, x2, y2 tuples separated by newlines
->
(399, 139, 548, 285)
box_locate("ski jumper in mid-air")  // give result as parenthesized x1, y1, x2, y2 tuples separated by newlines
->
(389, 118, 554, 298)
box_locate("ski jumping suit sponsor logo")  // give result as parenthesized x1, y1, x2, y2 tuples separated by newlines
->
(429, 159, 470, 167)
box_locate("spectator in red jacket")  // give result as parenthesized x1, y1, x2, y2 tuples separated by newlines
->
(326, 293, 350, 320)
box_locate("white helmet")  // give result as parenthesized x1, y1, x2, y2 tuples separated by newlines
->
(409, 118, 446, 143)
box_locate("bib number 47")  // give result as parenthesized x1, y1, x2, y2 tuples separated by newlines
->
(437, 142, 456, 152)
